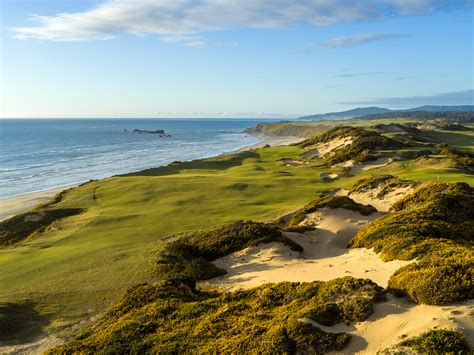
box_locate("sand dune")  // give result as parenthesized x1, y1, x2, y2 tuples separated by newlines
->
(201, 208, 411, 290)
(336, 185, 415, 212)
(325, 295, 474, 354)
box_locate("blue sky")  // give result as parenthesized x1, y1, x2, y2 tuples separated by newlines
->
(1, 0, 473, 118)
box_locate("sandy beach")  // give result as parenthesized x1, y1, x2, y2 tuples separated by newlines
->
(0, 185, 77, 221)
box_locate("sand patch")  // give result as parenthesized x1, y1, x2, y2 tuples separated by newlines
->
(336, 185, 414, 212)
(354, 157, 393, 172)
(320, 172, 338, 181)
(302, 136, 353, 159)
(325, 295, 474, 354)
(201, 208, 411, 290)
(278, 158, 307, 166)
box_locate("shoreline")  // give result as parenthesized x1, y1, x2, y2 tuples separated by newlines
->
(0, 135, 302, 221)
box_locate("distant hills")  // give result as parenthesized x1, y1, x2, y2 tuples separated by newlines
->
(300, 105, 474, 120)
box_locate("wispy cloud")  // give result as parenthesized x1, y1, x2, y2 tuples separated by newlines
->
(321, 33, 411, 47)
(10, 0, 470, 42)
(332, 72, 386, 78)
(338, 89, 474, 107)
(162, 35, 207, 47)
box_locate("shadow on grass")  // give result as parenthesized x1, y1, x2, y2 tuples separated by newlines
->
(0, 302, 49, 345)
(123, 150, 260, 177)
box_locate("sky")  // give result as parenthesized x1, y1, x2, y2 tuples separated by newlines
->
(0, 0, 473, 118)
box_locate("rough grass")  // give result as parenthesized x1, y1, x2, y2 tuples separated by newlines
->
(349, 181, 474, 304)
(0, 208, 85, 246)
(47, 277, 384, 354)
(399, 329, 472, 353)
(284, 195, 376, 230)
(156, 220, 303, 281)
(299, 126, 403, 165)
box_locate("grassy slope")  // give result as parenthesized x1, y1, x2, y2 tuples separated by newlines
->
(0, 123, 473, 340)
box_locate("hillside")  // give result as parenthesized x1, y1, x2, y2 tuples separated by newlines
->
(299, 105, 474, 121)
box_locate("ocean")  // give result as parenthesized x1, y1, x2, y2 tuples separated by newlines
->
(0, 119, 272, 199)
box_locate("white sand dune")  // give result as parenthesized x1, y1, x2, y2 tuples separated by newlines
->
(325, 295, 474, 354)
(201, 208, 411, 290)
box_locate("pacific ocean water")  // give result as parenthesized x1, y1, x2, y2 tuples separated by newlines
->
(0, 119, 273, 199)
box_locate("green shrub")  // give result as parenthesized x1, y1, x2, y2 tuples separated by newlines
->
(388, 251, 473, 304)
(0, 208, 85, 246)
(48, 277, 383, 354)
(156, 220, 303, 281)
(399, 329, 471, 353)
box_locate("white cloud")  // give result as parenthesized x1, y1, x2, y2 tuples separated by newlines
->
(321, 33, 411, 47)
(11, 0, 469, 42)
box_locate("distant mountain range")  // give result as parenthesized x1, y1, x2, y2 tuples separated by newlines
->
(299, 105, 474, 120)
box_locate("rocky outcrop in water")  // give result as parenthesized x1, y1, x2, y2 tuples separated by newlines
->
(123, 129, 171, 137)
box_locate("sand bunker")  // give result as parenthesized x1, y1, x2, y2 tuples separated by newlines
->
(320, 172, 338, 181)
(337, 157, 393, 172)
(201, 208, 411, 290)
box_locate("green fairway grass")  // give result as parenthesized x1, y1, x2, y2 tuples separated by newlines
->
(0, 121, 473, 341)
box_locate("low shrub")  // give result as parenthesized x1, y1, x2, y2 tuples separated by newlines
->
(48, 277, 383, 354)
(399, 329, 471, 353)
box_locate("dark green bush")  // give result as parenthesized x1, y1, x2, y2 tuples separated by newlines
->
(400, 329, 471, 353)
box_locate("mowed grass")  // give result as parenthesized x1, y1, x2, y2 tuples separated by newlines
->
(0, 128, 473, 340)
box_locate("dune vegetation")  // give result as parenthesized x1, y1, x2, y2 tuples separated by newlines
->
(299, 126, 404, 165)
(1, 119, 473, 353)
(47, 277, 384, 354)
(349, 181, 474, 304)
(398, 329, 472, 353)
